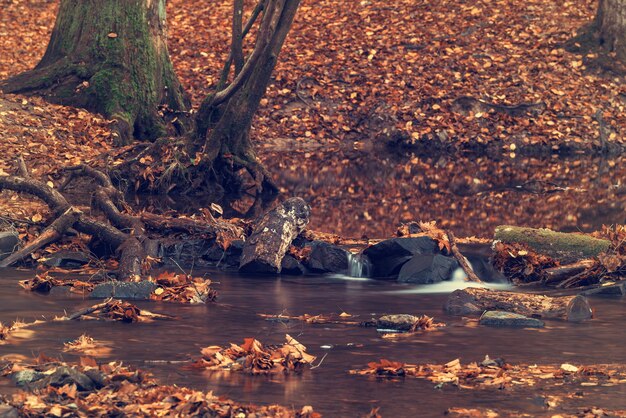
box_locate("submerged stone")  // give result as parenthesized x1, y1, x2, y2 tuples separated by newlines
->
(90, 280, 157, 300)
(479, 311, 544, 328)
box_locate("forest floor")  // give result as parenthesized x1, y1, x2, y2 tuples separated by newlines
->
(0, 0, 625, 238)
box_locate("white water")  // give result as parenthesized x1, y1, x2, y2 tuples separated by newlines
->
(346, 252, 371, 278)
(388, 266, 512, 294)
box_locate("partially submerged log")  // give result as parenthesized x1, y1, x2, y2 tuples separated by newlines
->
(445, 287, 593, 321)
(494, 225, 610, 263)
(542, 260, 596, 285)
(239, 197, 311, 274)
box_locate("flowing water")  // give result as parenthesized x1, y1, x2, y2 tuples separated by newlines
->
(1, 269, 625, 416)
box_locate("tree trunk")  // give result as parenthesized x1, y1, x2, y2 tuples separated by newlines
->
(195, 0, 301, 194)
(595, 0, 626, 61)
(1, 0, 189, 144)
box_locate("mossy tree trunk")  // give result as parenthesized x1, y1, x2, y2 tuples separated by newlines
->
(194, 0, 301, 194)
(1, 0, 189, 144)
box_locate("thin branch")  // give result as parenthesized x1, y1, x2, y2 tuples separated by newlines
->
(232, 0, 245, 75)
(446, 230, 482, 283)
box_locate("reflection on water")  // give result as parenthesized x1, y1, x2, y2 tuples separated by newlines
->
(1, 269, 625, 416)
(265, 153, 626, 238)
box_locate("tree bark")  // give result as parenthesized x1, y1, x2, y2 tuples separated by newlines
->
(1, 0, 189, 144)
(195, 0, 301, 194)
(239, 197, 310, 274)
(595, 0, 626, 61)
(445, 287, 593, 321)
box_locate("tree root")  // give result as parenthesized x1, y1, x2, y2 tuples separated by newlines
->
(0, 159, 243, 280)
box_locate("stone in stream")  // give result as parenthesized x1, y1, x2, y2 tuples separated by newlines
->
(90, 280, 158, 300)
(376, 314, 420, 331)
(10, 369, 44, 387)
(479, 311, 544, 328)
(34, 366, 96, 391)
(281, 254, 306, 275)
(363, 236, 439, 278)
(41, 250, 90, 268)
(0, 230, 20, 261)
(397, 254, 458, 284)
(302, 241, 350, 274)
(239, 198, 311, 274)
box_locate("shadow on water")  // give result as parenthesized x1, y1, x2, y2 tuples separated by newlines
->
(1, 269, 625, 416)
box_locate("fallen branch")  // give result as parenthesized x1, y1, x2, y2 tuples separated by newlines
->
(0, 207, 81, 267)
(446, 230, 482, 283)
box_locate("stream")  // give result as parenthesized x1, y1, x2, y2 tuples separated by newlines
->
(1, 268, 625, 416)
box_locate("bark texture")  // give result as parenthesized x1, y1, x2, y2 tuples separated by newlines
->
(239, 197, 310, 274)
(445, 287, 593, 321)
(595, 0, 626, 61)
(1, 0, 188, 143)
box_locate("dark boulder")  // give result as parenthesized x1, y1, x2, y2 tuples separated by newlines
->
(302, 241, 350, 274)
(10, 369, 44, 387)
(363, 237, 438, 278)
(479, 311, 544, 328)
(281, 254, 306, 275)
(41, 250, 90, 268)
(0, 230, 19, 261)
(90, 280, 157, 300)
(161, 238, 212, 266)
(203, 240, 244, 267)
(35, 366, 96, 391)
(397, 254, 458, 284)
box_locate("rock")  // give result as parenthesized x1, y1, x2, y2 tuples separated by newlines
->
(581, 283, 626, 297)
(479, 311, 544, 328)
(281, 254, 306, 275)
(240, 198, 311, 274)
(41, 250, 90, 268)
(35, 366, 95, 391)
(0, 404, 19, 418)
(377, 314, 420, 331)
(0, 230, 19, 261)
(10, 369, 44, 387)
(363, 237, 438, 278)
(90, 280, 158, 300)
(397, 254, 458, 283)
(203, 240, 244, 267)
(302, 241, 350, 274)
(162, 238, 212, 266)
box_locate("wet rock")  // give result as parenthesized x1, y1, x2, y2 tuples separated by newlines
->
(377, 314, 420, 331)
(10, 369, 44, 387)
(0, 404, 19, 418)
(41, 250, 90, 268)
(363, 237, 438, 278)
(162, 238, 212, 266)
(90, 280, 157, 300)
(36, 366, 95, 391)
(397, 254, 458, 283)
(0, 230, 19, 261)
(581, 283, 626, 297)
(83, 369, 106, 389)
(281, 254, 306, 275)
(302, 241, 350, 274)
(203, 240, 244, 267)
(479, 311, 544, 328)
(240, 198, 311, 274)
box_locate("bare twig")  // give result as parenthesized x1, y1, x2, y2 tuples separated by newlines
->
(446, 230, 482, 283)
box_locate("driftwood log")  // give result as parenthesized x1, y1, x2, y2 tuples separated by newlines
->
(494, 225, 610, 263)
(445, 287, 593, 321)
(239, 197, 311, 274)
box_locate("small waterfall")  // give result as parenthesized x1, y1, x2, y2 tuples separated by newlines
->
(346, 252, 371, 278)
